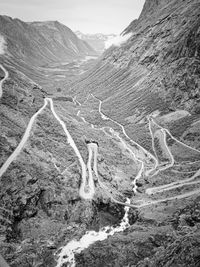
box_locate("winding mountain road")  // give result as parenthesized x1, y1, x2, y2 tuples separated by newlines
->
(56, 94, 200, 266)
(91, 94, 158, 168)
(148, 118, 175, 176)
(1, 65, 200, 208)
(145, 118, 200, 200)
(46, 98, 96, 200)
(152, 117, 200, 154)
(75, 93, 200, 208)
(0, 91, 96, 200)
(0, 99, 48, 179)
(74, 96, 149, 204)
(2, 66, 200, 266)
(87, 140, 138, 208)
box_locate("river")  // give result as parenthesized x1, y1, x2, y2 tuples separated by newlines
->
(55, 198, 130, 267)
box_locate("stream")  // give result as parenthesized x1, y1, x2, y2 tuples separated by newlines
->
(1, 63, 200, 266)
(55, 198, 130, 267)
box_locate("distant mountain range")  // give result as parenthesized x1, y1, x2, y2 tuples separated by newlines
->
(0, 16, 97, 66)
(75, 31, 117, 53)
(0, 16, 96, 65)
(0, 15, 98, 88)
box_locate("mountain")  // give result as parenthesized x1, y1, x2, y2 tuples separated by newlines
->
(70, 0, 200, 141)
(76, 31, 117, 53)
(67, 0, 200, 264)
(0, 16, 97, 88)
(0, 16, 96, 65)
(0, 0, 200, 266)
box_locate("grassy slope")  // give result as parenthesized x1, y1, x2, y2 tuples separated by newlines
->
(68, 0, 200, 149)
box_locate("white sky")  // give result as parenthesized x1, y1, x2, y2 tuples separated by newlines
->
(0, 0, 145, 34)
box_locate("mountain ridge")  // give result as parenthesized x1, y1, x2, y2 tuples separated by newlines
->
(70, 0, 200, 125)
(0, 15, 98, 89)
(0, 15, 97, 64)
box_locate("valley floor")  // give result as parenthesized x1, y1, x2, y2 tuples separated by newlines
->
(1, 63, 200, 267)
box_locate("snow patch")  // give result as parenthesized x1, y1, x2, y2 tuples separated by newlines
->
(0, 35, 6, 55)
(105, 33, 132, 49)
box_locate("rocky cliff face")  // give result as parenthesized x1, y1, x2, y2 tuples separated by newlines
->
(70, 0, 200, 143)
(65, 1, 200, 265)
(0, 0, 200, 266)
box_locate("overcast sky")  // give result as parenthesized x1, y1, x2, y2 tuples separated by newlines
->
(0, 0, 145, 34)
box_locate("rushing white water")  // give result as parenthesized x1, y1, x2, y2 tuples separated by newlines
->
(55, 198, 130, 267)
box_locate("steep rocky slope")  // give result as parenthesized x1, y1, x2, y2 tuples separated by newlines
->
(0, 0, 200, 266)
(0, 16, 97, 89)
(70, 0, 200, 149)
(0, 72, 138, 266)
(64, 0, 200, 265)
(0, 16, 96, 65)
